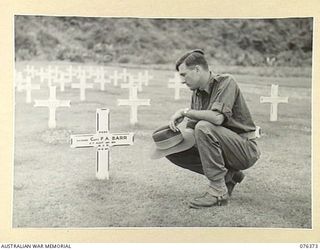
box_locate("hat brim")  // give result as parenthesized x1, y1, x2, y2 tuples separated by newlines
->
(150, 129, 195, 159)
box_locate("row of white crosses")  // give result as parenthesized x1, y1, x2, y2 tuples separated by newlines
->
(20, 64, 153, 93)
(16, 64, 155, 128)
(67, 67, 152, 125)
(29, 78, 289, 136)
(18, 64, 289, 124)
(18, 65, 152, 106)
(16, 65, 133, 98)
(18, 64, 127, 90)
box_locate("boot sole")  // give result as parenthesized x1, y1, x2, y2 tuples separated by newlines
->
(189, 199, 228, 209)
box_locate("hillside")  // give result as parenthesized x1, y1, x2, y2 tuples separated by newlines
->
(14, 16, 313, 67)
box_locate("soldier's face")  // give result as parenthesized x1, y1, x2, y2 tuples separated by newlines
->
(178, 63, 201, 90)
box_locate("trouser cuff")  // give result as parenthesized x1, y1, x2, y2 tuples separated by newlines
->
(208, 182, 228, 196)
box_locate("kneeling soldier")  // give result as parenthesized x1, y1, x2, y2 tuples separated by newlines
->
(151, 49, 261, 209)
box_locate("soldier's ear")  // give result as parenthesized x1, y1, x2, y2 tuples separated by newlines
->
(195, 65, 201, 72)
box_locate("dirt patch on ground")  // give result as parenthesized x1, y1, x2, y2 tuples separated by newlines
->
(41, 129, 73, 144)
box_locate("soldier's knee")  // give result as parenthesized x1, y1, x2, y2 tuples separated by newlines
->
(195, 121, 226, 143)
(195, 120, 209, 133)
(195, 121, 217, 138)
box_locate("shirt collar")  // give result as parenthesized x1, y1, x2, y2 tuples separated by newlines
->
(196, 72, 216, 95)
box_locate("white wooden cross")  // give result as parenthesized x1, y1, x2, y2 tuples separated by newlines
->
(25, 65, 36, 78)
(40, 65, 58, 87)
(125, 73, 143, 92)
(94, 67, 111, 91)
(66, 65, 73, 82)
(34, 86, 70, 128)
(260, 84, 289, 121)
(110, 70, 121, 86)
(51, 65, 59, 82)
(56, 71, 70, 92)
(121, 75, 143, 99)
(118, 77, 150, 125)
(74, 65, 83, 76)
(86, 66, 95, 79)
(70, 109, 134, 180)
(38, 67, 47, 83)
(71, 71, 93, 101)
(141, 70, 153, 86)
(168, 72, 187, 100)
(20, 76, 40, 103)
(95, 66, 104, 79)
(120, 68, 129, 83)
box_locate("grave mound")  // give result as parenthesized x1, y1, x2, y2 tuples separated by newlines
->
(41, 129, 72, 144)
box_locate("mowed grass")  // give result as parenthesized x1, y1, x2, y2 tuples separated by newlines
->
(13, 62, 312, 228)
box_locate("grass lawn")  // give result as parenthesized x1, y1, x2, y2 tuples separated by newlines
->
(13, 62, 312, 228)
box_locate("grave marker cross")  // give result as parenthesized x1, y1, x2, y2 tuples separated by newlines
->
(46, 65, 59, 87)
(71, 71, 93, 101)
(94, 69, 111, 91)
(141, 70, 153, 86)
(110, 70, 122, 86)
(25, 65, 36, 78)
(120, 68, 129, 83)
(121, 75, 143, 97)
(260, 84, 289, 121)
(34, 86, 70, 128)
(57, 72, 70, 92)
(20, 76, 40, 103)
(168, 72, 187, 100)
(118, 76, 150, 125)
(70, 109, 134, 180)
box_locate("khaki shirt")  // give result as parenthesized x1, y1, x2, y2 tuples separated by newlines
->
(187, 72, 256, 134)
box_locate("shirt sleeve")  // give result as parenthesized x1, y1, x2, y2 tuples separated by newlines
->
(186, 93, 197, 129)
(209, 76, 239, 120)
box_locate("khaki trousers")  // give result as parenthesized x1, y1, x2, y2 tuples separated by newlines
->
(166, 121, 261, 195)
